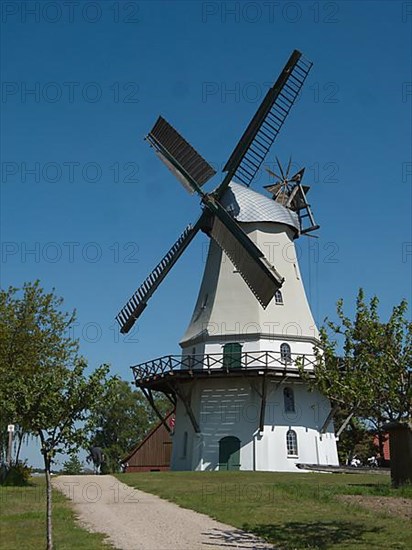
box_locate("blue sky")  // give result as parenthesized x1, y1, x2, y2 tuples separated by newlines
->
(1, 0, 411, 466)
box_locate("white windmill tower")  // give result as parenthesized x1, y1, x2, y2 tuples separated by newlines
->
(117, 50, 339, 472)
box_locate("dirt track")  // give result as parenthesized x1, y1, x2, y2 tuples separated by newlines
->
(338, 494, 412, 520)
(54, 475, 275, 550)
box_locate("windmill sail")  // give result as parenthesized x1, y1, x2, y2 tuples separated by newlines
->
(147, 116, 216, 194)
(116, 224, 200, 333)
(204, 198, 284, 307)
(217, 50, 313, 194)
(117, 49, 313, 331)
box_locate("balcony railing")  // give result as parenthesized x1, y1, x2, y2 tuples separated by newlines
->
(131, 350, 317, 384)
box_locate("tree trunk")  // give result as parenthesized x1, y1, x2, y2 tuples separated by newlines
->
(336, 410, 355, 438)
(43, 455, 53, 550)
(14, 431, 24, 466)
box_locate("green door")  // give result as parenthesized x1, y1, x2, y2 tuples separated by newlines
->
(219, 436, 241, 470)
(223, 343, 242, 369)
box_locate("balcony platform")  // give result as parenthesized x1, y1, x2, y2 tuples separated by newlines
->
(132, 351, 316, 392)
(132, 351, 318, 435)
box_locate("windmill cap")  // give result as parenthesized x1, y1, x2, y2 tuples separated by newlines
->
(221, 182, 300, 233)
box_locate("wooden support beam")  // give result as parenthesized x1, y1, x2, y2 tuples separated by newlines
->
(320, 402, 340, 434)
(174, 384, 201, 433)
(249, 379, 262, 397)
(164, 390, 177, 407)
(141, 387, 172, 434)
(259, 373, 268, 432)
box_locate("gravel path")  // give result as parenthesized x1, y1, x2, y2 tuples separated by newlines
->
(54, 475, 275, 550)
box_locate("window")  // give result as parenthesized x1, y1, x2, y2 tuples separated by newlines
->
(182, 431, 188, 458)
(274, 290, 283, 305)
(286, 430, 298, 456)
(223, 343, 242, 369)
(283, 387, 295, 413)
(280, 343, 292, 363)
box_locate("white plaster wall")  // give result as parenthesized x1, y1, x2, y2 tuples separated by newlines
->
(170, 398, 194, 471)
(180, 222, 318, 350)
(171, 377, 339, 472)
(199, 340, 315, 356)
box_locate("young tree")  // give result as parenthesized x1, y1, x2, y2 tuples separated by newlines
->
(0, 281, 111, 549)
(300, 289, 411, 440)
(87, 378, 170, 472)
(62, 453, 84, 475)
(333, 413, 376, 465)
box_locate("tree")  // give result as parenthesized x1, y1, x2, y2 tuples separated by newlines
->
(62, 453, 84, 475)
(300, 289, 411, 441)
(333, 413, 376, 465)
(87, 378, 170, 472)
(0, 281, 78, 452)
(0, 281, 111, 549)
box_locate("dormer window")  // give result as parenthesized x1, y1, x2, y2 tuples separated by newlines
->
(274, 290, 283, 305)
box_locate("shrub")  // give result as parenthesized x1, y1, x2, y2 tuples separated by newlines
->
(0, 461, 32, 486)
(62, 454, 83, 475)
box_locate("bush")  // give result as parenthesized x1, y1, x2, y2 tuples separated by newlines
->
(0, 461, 32, 486)
(62, 454, 83, 475)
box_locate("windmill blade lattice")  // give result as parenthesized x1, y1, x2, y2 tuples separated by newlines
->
(216, 50, 313, 195)
(147, 116, 216, 194)
(116, 222, 201, 333)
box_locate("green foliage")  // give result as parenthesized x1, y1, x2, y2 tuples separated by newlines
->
(0, 461, 32, 486)
(300, 289, 412, 433)
(0, 280, 79, 460)
(0, 281, 112, 464)
(87, 379, 170, 473)
(0, 281, 78, 424)
(62, 454, 84, 475)
(99, 446, 122, 475)
(335, 416, 376, 465)
(0, 281, 113, 548)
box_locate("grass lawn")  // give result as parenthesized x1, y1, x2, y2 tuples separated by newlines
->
(117, 471, 412, 550)
(0, 477, 112, 549)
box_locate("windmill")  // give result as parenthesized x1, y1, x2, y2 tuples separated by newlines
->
(117, 50, 340, 472)
(116, 50, 313, 334)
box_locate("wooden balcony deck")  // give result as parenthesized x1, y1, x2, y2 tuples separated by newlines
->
(131, 351, 316, 389)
